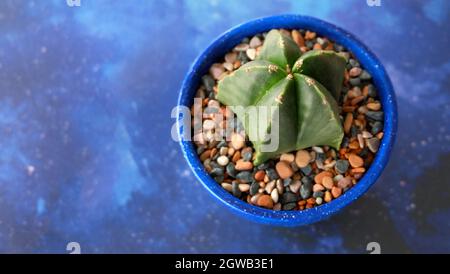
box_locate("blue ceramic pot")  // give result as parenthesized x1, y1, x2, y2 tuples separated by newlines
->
(177, 15, 397, 226)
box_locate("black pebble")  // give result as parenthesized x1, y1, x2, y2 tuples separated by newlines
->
(250, 182, 259, 196)
(366, 111, 384, 121)
(300, 164, 312, 176)
(232, 182, 241, 198)
(282, 192, 298, 204)
(236, 171, 252, 183)
(282, 203, 297, 211)
(202, 75, 215, 92)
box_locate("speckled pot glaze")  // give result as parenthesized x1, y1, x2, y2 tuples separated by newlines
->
(178, 15, 398, 226)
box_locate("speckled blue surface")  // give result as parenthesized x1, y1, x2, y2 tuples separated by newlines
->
(0, 0, 449, 253)
(179, 15, 398, 227)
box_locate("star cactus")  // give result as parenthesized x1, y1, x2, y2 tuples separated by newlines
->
(217, 30, 346, 165)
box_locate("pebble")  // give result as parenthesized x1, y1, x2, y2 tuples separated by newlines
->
(322, 176, 334, 190)
(348, 87, 362, 98)
(305, 31, 316, 40)
(239, 184, 250, 192)
(249, 36, 262, 48)
(357, 134, 365, 148)
(371, 121, 383, 135)
(210, 167, 224, 177)
(344, 113, 353, 134)
(231, 133, 245, 150)
(289, 180, 301, 193)
(337, 177, 352, 189)
(235, 159, 253, 171)
(367, 84, 377, 97)
(210, 63, 225, 80)
(295, 150, 311, 168)
(266, 168, 279, 180)
(275, 161, 294, 179)
(246, 48, 256, 60)
(365, 111, 383, 121)
(314, 171, 333, 184)
(223, 62, 234, 71)
(349, 67, 362, 77)
(282, 192, 298, 204)
(232, 151, 241, 162)
(250, 182, 260, 195)
(367, 137, 380, 153)
(300, 184, 312, 199)
(234, 43, 249, 52)
(242, 151, 253, 161)
(348, 154, 364, 168)
(280, 153, 295, 163)
(225, 52, 237, 64)
(232, 182, 241, 197)
(282, 203, 296, 210)
(219, 147, 228, 156)
(349, 78, 361, 86)
(324, 191, 332, 202)
(292, 30, 305, 47)
(202, 75, 215, 92)
(221, 183, 232, 192)
(217, 155, 229, 166)
(349, 59, 360, 67)
(276, 179, 284, 195)
(367, 102, 381, 111)
(300, 164, 312, 176)
(331, 186, 342, 198)
(360, 70, 372, 80)
(273, 203, 282, 211)
(254, 170, 265, 181)
(313, 184, 325, 192)
(226, 163, 237, 178)
(257, 195, 273, 209)
(313, 191, 324, 198)
(362, 131, 373, 138)
(236, 171, 252, 182)
(335, 159, 349, 174)
(312, 146, 324, 153)
(265, 181, 275, 194)
(315, 197, 323, 205)
(250, 194, 261, 205)
(203, 119, 215, 131)
(271, 189, 279, 203)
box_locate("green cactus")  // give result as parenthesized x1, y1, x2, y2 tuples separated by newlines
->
(217, 30, 346, 165)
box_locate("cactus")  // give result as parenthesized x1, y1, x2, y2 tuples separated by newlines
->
(217, 30, 346, 165)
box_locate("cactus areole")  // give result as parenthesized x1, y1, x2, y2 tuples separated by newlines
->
(217, 30, 347, 165)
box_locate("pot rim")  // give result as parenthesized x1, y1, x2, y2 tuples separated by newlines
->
(177, 14, 397, 226)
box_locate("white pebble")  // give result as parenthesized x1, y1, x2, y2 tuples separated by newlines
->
(271, 189, 279, 203)
(203, 120, 215, 131)
(239, 184, 250, 192)
(217, 155, 229, 166)
(312, 146, 324, 153)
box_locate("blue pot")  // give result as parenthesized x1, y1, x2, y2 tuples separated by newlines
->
(177, 15, 397, 226)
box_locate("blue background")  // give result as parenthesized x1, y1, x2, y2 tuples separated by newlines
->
(0, 0, 449, 253)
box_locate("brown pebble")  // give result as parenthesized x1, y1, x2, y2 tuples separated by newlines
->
(314, 171, 333, 184)
(295, 150, 311, 168)
(351, 167, 366, 173)
(225, 52, 237, 64)
(307, 198, 316, 205)
(348, 87, 362, 98)
(351, 95, 365, 106)
(235, 159, 253, 171)
(280, 153, 295, 163)
(344, 113, 353, 134)
(348, 154, 364, 168)
(210, 63, 224, 80)
(367, 102, 381, 111)
(275, 161, 294, 179)
(305, 31, 316, 40)
(313, 183, 325, 192)
(200, 150, 211, 161)
(257, 195, 274, 209)
(324, 191, 332, 202)
(291, 30, 305, 47)
(322, 176, 334, 190)
(313, 43, 322, 50)
(254, 170, 265, 181)
(232, 151, 241, 163)
(331, 186, 342, 198)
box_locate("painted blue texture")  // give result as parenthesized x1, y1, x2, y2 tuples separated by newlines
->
(179, 15, 397, 226)
(0, 0, 448, 253)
